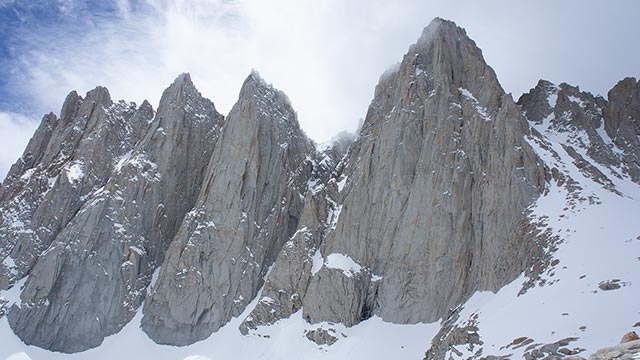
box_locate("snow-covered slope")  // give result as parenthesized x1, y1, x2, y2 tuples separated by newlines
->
(0, 293, 440, 360)
(437, 171, 639, 359)
(426, 80, 640, 360)
(2, 130, 638, 360)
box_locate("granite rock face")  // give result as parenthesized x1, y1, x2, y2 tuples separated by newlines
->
(239, 139, 345, 334)
(603, 77, 640, 183)
(4, 74, 224, 352)
(518, 78, 640, 188)
(141, 72, 316, 345)
(420, 66, 640, 360)
(0, 88, 148, 290)
(240, 18, 551, 334)
(299, 18, 547, 327)
(1, 16, 638, 356)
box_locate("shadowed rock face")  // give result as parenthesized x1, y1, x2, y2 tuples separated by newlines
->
(141, 72, 316, 345)
(604, 77, 640, 182)
(4, 74, 224, 353)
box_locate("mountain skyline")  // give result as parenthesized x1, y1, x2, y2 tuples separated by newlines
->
(1, 0, 640, 181)
(1, 16, 639, 359)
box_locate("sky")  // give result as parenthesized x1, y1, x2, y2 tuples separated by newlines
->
(0, 0, 639, 180)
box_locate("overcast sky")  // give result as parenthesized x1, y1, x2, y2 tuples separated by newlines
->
(0, 0, 639, 180)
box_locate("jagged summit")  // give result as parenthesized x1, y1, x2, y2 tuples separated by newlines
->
(518, 77, 640, 184)
(297, 15, 546, 329)
(414, 17, 456, 46)
(241, 69, 278, 92)
(162, 72, 195, 93)
(241, 70, 284, 97)
(518, 79, 607, 125)
(84, 85, 112, 104)
(141, 69, 315, 346)
(53, 86, 113, 130)
(517, 79, 560, 123)
(156, 72, 218, 113)
(239, 70, 295, 112)
(174, 71, 192, 83)
(247, 68, 266, 85)
(2, 73, 224, 352)
(412, 17, 500, 92)
(371, 17, 504, 135)
(375, 19, 464, 83)
(605, 77, 640, 147)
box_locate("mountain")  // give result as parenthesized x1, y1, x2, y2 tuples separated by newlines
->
(423, 75, 640, 360)
(2, 74, 224, 352)
(1, 18, 639, 360)
(141, 72, 315, 345)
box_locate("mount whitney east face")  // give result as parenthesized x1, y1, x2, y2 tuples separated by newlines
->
(0, 18, 639, 360)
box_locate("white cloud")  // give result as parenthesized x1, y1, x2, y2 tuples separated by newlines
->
(3, 0, 640, 144)
(0, 112, 39, 182)
(4, 0, 445, 142)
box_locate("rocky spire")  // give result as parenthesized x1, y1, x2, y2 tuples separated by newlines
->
(5, 74, 223, 352)
(603, 77, 640, 182)
(141, 72, 315, 345)
(604, 78, 640, 143)
(298, 18, 546, 327)
(0, 87, 147, 291)
(519, 78, 640, 186)
(1, 17, 637, 356)
(425, 77, 640, 360)
(239, 129, 347, 335)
